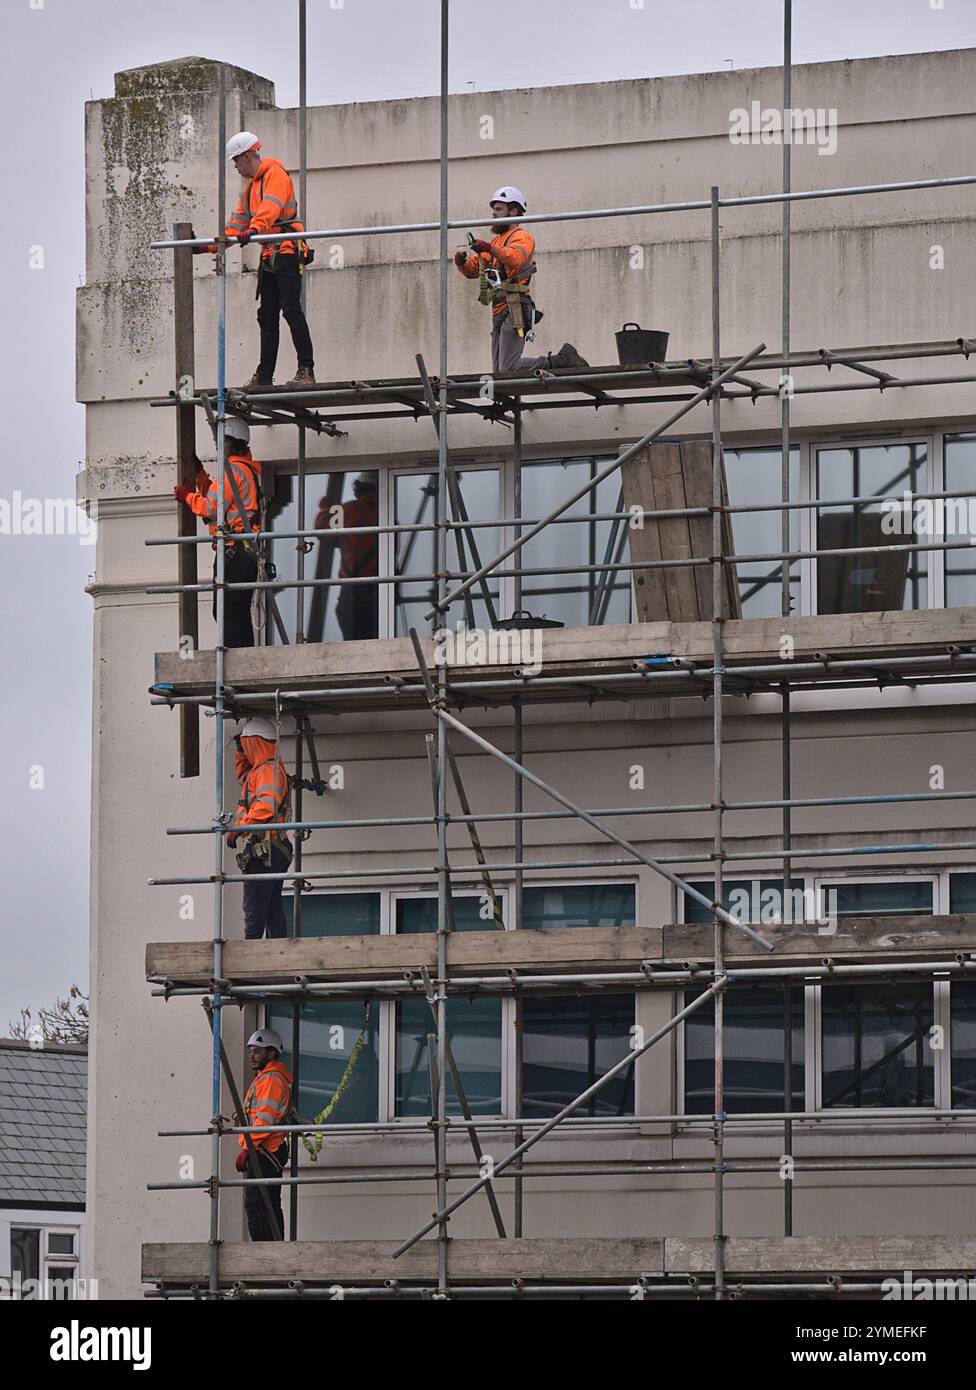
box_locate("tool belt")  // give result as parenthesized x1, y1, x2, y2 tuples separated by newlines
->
(482, 260, 540, 337)
(257, 224, 314, 293)
(236, 829, 294, 873)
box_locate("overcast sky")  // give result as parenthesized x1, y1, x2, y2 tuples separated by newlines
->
(3, 0, 976, 1032)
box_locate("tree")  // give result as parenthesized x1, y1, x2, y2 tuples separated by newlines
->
(8, 986, 89, 1047)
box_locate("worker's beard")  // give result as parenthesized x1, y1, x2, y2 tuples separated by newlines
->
(490, 222, 514, 235)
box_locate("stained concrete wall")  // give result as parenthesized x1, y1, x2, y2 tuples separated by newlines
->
(79, 51, 976, 1297)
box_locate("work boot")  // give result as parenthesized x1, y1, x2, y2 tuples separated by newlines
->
(547, 342, 590, 370)
(285, 366, 317, 389)
(241, 369, 273, 392)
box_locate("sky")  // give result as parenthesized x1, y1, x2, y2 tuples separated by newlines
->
(3, 0, 976, 1032)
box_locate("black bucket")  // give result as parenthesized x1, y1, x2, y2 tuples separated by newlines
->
(615, 323, 670, 366)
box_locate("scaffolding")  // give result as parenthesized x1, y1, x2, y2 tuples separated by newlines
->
(136, 1, 976, 1298)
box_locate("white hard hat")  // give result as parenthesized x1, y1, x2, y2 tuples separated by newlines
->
(247, 1028, 284, 1052)
(227, 131, 262, 161)
(240, 717, 276, 741)
(353, 471, 378, 489)
(224, 419, 250, 445)
(490, 186, 526, 212)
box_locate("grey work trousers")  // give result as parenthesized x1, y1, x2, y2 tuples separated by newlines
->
(491, 314, 548, 375)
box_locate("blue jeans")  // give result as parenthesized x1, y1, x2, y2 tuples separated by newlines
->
(243, 843, 291, 940)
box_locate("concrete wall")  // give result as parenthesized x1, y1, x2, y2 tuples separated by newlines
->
(80, 51, 976, 1296)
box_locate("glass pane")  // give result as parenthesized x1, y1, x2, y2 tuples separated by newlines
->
(683, 879, 785, 926)
(951, 981, 976, 1109)
(396, 896, 492, 933)
(816, 444, 927, 613)
(944, 435, 976, 608)
(724, 448, 800, 618)
(522, 884, 635, 930)
(11, 1229, 40, 1284)
(950, 873, 976, 914)
(275, 470, 380, 644)
(46, 1270, 76, 1299)
(684, 987, 804, 1114)
(520, 458, 631, 627)
(522, 994, 635, 1118)
(395, 470, 500, 636)
(821, 984, 933, 1108)
(270, 1000, 379, 1124)
(283, 892, 380, 937)
(395, 998, 502, 1116)
(825, 881, 933, 917)
(46, 1233, 75, 1255)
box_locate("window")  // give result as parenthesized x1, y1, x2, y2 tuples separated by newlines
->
(272, 469, 380, 645)
(682, 879, 785, 925)
(950, 872, 976, 914)
(9, 1227, 79, 1300)
(816, 443, 927, 613)
(821, 983, 934, 1108)
(519, 458, 631, 627)
(818, 878, 935, 919)
(283, 892, 380, 937)
(522, 883, 635, 930)
(396, 895, 492, 933)
(394, 468, 501, 636)
(950, 982, 976, 1110)
(10, 1228, 39, 1285)
(724, 448, 800, 618)
(521, 994, 635, 1117)
(684, 987, 804, 1114)
(944, 434, 976, 608)
(395, 998, 503, 1116)
(271, 1000, 379, 1125)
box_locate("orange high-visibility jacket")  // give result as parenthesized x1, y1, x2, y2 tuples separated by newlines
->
(226, 158, 305, 259)
(338, 496, 379, 578)
(233, 734, 290, 830)
(239, 1059, 293, 1155)
(187, 455, 262, 538)
(458, 226, 536, 316)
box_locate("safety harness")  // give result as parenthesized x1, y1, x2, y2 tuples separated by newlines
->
(244, 172, 314, 299)
(474, 228, 538, 338)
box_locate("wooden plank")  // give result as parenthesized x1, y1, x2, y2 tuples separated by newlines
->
(620, 446, 670, 621)
(146, 925, 667, 985)
(173, 221, 199, 779)
(665, 914, 976, 963)
(143, 1237, 666, 1284)
(666, 1235, 976, 1276)
(153, 608, 976, 698)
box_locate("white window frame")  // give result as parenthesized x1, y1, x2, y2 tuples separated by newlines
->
(4, 1220, 83, 1301)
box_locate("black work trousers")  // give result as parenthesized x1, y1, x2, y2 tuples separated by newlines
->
(257, 254, 314, 379)
(243, 1143, 288, 1241)
(243, 842, 291, 939)
(212, 543, 258, 648)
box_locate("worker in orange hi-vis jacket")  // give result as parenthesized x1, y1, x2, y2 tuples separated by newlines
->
(313, 473, 380, 640)
(172, 419, 261, 649)
(192, 131, 316, 392)
(226, 717, 293, 941)
(455, 185, 590, 376)
(237, 1028, 293, 1241)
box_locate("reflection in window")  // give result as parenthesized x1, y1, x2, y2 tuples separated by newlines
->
(395, 998, 502, 1115)
(394, 469, 500, 636)
(269, 470, 381, 644)
(520, 459, 631, 627)
(951, 982, 976, 1109)
(11, 1228, 40, 1285)
(522, 994, 635, 1117)
(944, 435, 976, 608)
(724, 449, 800, 618)
(816, 444, 927, 613)
(821, 984, 933, 1108)
(270, 1000, 379, 1124)
(396, 896, 495, 932)
(684, 987, 804, 1113)
(522, 884, 635, 930)
(283, 892, 380, 937)
(823, 880, 933, 918)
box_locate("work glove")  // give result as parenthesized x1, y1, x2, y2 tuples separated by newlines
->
(237, 230, 253, 246)
(453, 250, 467, 268)
(235, 1150, 248, 1173)
(226, 831, 239, 849)
(173, 485, 191, 503)
(469, 238, 492, 254)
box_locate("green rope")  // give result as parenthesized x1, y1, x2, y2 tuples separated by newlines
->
(300, 1003, 372, 1161)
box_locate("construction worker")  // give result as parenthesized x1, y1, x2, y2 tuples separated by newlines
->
(173, 420, 261, 648)
(194, 131, 316, 391)
(236, 1028, 293, 1241)
(227, 717, 293, 939)
(454, 186, 590, 376)
(313, 473, 379, 640)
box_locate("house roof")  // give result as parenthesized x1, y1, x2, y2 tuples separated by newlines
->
(0, 1040, 87, 1208)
